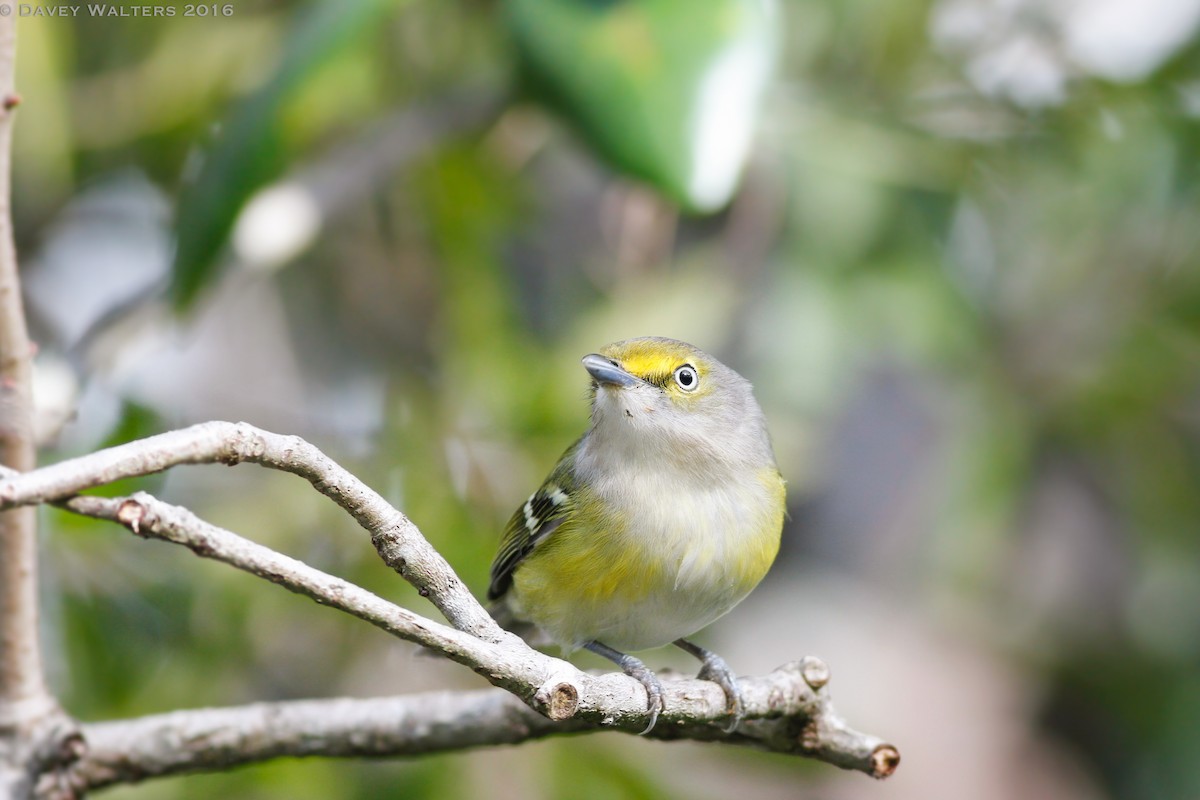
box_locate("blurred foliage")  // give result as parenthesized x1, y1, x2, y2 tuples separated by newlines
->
(171, 0, 405, 308)
(506, 0, 777, 212)
(12, 0, 1200, 798)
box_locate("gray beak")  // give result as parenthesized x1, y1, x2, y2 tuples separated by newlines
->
(582, 354, 640, 388)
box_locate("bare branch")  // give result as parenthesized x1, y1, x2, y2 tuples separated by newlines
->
(70, 691, 567, 792)
(0, 9, 46, 718)
(50, 489, 898, 780)
(0, 20, 84, 800)
(69, 684, 900, 793)
(0, 420, 498, 639)
(60, 493, 518, 688)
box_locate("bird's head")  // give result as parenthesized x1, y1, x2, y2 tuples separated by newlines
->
(580, 337, 774, 473)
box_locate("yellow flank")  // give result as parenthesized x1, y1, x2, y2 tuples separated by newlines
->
(739, 466, 785, 584)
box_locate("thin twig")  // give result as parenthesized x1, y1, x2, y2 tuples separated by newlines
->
(60, 493, 525, 692)
(0, 421, 498, 639)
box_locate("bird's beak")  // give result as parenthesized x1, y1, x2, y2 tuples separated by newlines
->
(582, 354, 640, 388)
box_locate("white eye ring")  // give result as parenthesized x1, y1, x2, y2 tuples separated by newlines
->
(673, 364, 699, 392)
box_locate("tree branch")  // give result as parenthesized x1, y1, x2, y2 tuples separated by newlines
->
(69, 676, 901, 794)
(0, 421, 498, 640)
(70, 690, 568, 792)
(59, 492, 517, 687)
(0, 425, 900, 784)
(0, 10, 46, 719)
(0, 19, 84, 800)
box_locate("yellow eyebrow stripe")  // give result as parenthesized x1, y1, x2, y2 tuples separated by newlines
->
(601, 339, 701, 382)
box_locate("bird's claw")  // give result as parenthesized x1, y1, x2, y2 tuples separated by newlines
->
(625, 663, 665, 735)
(679, 640, 745, 732)
(698, 655, 745, 732)
(584, 640, 665, 734)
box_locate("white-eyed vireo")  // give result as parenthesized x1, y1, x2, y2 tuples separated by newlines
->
(488, 337, 785, 732)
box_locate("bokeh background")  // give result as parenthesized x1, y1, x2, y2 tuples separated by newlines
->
(12, 0, 1200, 797)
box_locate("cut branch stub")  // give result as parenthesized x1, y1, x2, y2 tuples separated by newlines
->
(800, 656, 830, 690)
(545, 683, 580, 721)
(115, 499, 145, 534)
(871, 744, 901, 779)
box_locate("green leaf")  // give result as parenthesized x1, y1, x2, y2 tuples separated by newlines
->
(170, 0, 401, 311)
(505, 0, 778, 212)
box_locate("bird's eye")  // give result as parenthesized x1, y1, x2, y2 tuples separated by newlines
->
(673, 364, 699, 392)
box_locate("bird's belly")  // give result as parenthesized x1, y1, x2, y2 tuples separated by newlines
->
(510, 472, 782, 652)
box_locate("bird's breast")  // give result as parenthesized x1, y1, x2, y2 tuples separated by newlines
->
(603, 466, 782, 595)
(510, 464, 784, 651)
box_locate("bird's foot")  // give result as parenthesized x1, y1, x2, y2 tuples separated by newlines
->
(585, 641, 665, 734)
(621, 658, 665, 735)
(675, 639, 745, 732)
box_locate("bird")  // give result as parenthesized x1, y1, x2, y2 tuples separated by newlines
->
(487, 337, 785, 733)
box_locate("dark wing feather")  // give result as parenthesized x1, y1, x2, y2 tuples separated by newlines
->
(487, 441, 581, 601)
